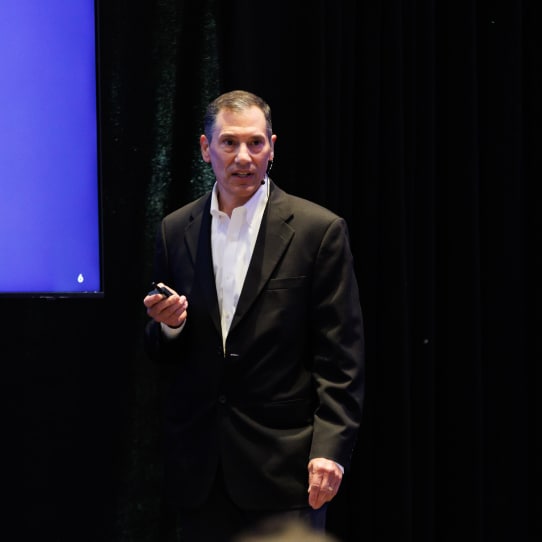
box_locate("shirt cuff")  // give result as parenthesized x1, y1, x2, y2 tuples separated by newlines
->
(160, 320, 185, 339)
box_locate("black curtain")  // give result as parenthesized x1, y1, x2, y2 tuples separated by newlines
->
(6, 1, 538, 541)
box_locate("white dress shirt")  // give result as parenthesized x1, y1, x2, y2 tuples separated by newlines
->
(210, 179, 269, 349)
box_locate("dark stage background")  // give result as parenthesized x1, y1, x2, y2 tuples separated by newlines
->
(5, 1, 539, 541)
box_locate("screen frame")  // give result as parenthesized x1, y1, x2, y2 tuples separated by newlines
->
(0, 0, 105, 299)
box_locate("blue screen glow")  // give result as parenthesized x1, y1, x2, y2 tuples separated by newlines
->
(0, 1, 102, 296)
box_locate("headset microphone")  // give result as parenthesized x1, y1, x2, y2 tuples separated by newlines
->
(262, 159, 273, 185)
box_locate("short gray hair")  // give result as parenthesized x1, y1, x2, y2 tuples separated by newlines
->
(203, 90, 273, 142)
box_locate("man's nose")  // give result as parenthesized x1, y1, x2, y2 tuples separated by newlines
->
(235, 143, 251, 162)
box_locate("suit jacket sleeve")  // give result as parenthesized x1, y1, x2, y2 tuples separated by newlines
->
(307, 216, 365, 471)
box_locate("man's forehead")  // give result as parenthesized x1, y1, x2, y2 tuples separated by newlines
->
(215, 126, 266, 139)
(215, 106, 266, 132)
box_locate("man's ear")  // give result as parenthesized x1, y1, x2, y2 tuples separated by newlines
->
(200, 134, 211, 163)
(270, 134, 277, 161)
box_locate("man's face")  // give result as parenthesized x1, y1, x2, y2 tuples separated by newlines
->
(200, 105, 276, 207)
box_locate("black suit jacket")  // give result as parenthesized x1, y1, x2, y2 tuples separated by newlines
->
(145, 181, 365, 510)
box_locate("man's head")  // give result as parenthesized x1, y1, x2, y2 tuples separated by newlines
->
(200, 90, 276, 211)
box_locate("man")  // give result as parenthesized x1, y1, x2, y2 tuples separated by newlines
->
(143, 90, 364, 541)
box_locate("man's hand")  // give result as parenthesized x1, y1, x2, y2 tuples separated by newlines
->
(143, 283, 188, 329)
(307, 457, 343, 510)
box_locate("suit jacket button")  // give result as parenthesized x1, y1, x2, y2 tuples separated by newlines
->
(218, 395, 227, 404)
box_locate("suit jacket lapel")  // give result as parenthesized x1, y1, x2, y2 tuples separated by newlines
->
(185, 195, 222, 335)
(230, 186, 294, 333)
